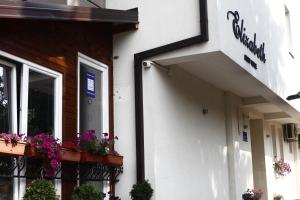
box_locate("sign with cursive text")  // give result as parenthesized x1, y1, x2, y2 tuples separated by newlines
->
(227, 10, 266, 63)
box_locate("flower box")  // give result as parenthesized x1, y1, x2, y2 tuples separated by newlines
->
(103, 154, 123, 166)
(61, 148, 80, 162)
(0, 139, 26, 156)
(24, 145, 38, 158)
(80, 152, 104, 163)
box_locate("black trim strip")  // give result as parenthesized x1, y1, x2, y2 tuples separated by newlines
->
(134, 0, 209, 182)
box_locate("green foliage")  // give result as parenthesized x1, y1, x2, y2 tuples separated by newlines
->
(80, 140, 106, 155)
(72, 184, 104, 200)
(130, 180, 153, 200)
(23, 179, 57, 200)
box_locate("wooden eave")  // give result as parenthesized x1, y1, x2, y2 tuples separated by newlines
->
(0, 0, 139, 33)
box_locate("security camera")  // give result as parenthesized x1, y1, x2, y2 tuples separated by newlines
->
(142, 61, 153, 69)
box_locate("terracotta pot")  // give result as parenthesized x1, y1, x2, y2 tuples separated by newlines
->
(80, 151, 104, 163)
(103, 154, 123, 166)
(0, 140, 26, 156)
(24, 145, 38, 158)
(61, 148, 80, 162)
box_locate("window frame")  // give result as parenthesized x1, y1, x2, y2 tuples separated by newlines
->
(0, 59, 18, 134)
(0, 50, 63, 140)
(77, 53, 109, 134)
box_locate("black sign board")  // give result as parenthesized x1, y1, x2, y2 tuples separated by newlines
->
(227, 11, 266, 64)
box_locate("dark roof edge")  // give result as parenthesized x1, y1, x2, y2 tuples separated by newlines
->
(134, 0, 209, 183)
(0, 0, 138, 24)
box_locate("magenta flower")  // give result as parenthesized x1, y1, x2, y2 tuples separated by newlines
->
(30, 133, 62, 178)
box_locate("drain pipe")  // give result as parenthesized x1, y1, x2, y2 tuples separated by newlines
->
(134, 0, 209, 182)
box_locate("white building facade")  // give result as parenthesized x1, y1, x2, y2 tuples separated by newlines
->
(106, 0, 300, 199)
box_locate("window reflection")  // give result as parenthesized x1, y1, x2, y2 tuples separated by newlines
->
(0, 65, 11, 132)
(27, 70, 54, 135)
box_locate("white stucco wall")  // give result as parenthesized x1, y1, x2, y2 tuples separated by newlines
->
(106, 0, 218, 199)
(218, 0, 300, 112)
(225, 93, 254, 200)
(143, 66, 229, 200)
(148, 0, 300, 114)
(263, 123, 299, 200)
(106, 0, 300, 199)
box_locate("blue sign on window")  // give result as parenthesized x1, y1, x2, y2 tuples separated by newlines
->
(86, 72, 95, 98)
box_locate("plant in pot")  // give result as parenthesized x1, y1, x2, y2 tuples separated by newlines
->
(27, 133, 62, 177)
(78, 130, 106, 163)
(274, 194, 283, 200)
(23, 179, 58, 200)
(242, 189, 263, 200)
(72, 184, 103, 200)
(104, 191, 121, 200)
(130, 180, 153, 200)
(0, 133, 27, 156)
(273, 157, 291, 177)
(100, 133, 123, 166)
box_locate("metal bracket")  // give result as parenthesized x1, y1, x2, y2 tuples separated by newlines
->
(0, 156, 123, 182)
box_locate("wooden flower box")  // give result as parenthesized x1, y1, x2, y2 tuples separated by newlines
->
(103, 154, 123, 166)
(61, 148, 80, 162)
(0, 139, 26, 156)
(80, 152, 104, 163)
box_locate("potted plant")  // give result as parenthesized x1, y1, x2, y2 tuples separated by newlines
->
(274, 194, 283, 200)
(79, 130, 106, 163)
(0, 133, 26, 156)
(130, 180, 153, 200)
(61, 141, 81, 162)
(26, 133, 62, 177)
(23, 179, 58, 200)
(72, 184, 103, 200)
(242, 189, 263, 200)
(101, 134, 123, 166)
(273, 157, 291, 177)
(104, 192, 121, 200)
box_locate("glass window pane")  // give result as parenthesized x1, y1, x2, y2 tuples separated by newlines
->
(79, 64, 103, 135)
(0, 65, 11, 133)
(27, 70, 54, 135)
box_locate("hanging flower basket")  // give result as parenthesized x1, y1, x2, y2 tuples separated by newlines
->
(273, 157, 291, 177)
(80, 151, 104, 163)
(61, 148, 81, 162)
(0, 139, 26, 156)
(103, 154, 123, 166)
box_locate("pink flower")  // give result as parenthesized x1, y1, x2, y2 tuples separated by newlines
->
(50, 159, 58, 169)
(103, 132, 109, 137)
(48, 151, 52, 159)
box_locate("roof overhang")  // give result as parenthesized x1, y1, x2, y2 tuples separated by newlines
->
(0, 0, 138, 33)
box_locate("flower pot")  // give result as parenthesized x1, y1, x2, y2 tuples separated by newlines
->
(274, 197, 282, 200)
(24, 145, 38, 158)
(80, 152, 104, 163)
(0, 139, 26, 156)
(61, 148, 80, 162)
(103, 154, 123, 166)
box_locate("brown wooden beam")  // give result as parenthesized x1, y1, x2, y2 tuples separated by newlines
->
(0, 0, 138, 25)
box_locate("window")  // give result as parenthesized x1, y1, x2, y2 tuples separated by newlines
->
(0, 59, 17, 132)
(0, 50, 63, 200)
(77, 53, 109, 134)
(77, 53, 109, 194)
(19, 64, 62, 139)
(285, 5, 294, 58)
